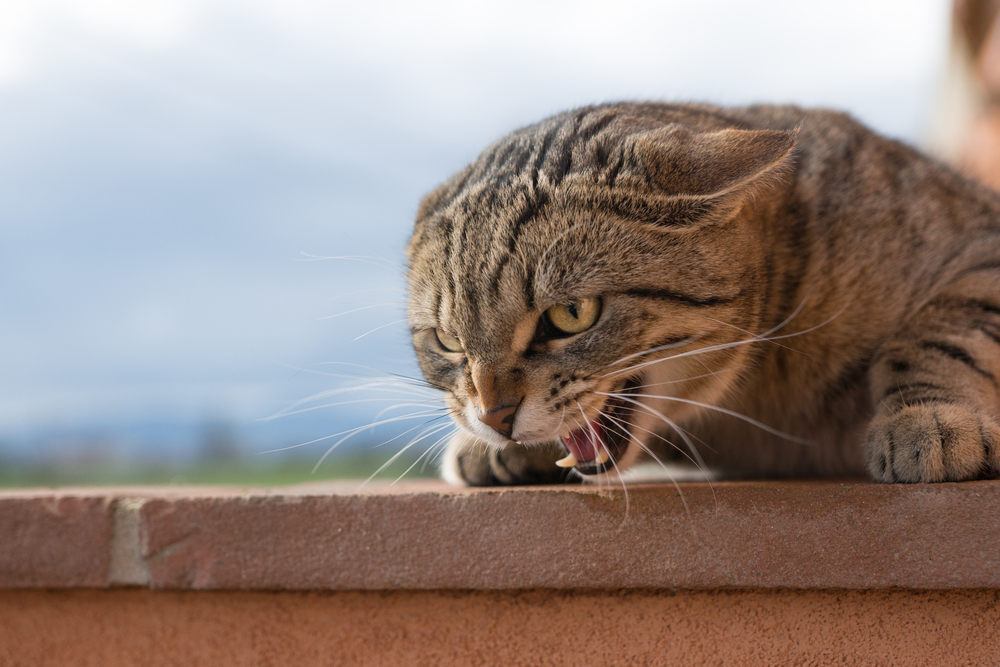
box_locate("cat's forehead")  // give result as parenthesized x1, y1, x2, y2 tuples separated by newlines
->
(421, 182, 561, 324)
(410, 186, 637, 339)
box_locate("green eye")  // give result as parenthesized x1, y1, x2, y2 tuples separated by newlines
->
(545, 296, 602, 335)
(435, 329, 464, 353)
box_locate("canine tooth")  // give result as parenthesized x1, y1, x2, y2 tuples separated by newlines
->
(555, 453, 579, 468)
(596, 448, 610, 464)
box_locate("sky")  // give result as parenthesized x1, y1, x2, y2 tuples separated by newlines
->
(0, 0, 951, 465)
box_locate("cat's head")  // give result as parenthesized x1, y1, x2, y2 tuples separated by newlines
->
(406, 104, 795, 482)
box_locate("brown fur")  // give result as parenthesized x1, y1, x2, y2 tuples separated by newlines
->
(406, 102, 1000, 485)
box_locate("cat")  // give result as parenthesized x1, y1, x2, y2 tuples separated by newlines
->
(404, 102, 1000, 486)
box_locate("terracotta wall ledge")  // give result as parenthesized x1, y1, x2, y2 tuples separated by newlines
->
(2, 479, 998, 591)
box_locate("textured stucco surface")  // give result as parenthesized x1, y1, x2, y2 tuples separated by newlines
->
(2, 588, 998, 667)
(1, 480, 999, 590)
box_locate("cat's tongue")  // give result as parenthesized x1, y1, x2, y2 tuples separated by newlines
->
(557, 422, 607, 467)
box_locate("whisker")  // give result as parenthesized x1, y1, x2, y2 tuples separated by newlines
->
(600, 413, 695, 519)
(267, 397, 444, 420)
(579, 399, 631, 526)
(598, 391, 813, 445)
(352, 318, 409, 341)
(313, 413, 451, 473)
(623, 367, 742, 392)
(373, 401, 450, 422)
(601, 293, 840, 380)
(268, 359, 447, 392)
(357, 421, 455, 489)
(299, 251, 436, 296)
(601, 335, 703, 371)
(421, 427, 459, 474)
(601, 307, 846, 381)
(395, 427, 458, 484)
(300, 362, 450, 392)
(257, 408, 447, 455)
(318, 303, 407, 321)
(601, 409, 712, 477)
(595, 393, 709, 472)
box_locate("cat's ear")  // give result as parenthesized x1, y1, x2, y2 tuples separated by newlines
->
(633, 125, 796, 223)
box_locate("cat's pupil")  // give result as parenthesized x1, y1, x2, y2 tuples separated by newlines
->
(567, 302, 579, 319)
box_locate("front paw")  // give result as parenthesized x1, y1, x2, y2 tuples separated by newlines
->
(865, 404, 1000, 482)
(440, 432, 575, 486)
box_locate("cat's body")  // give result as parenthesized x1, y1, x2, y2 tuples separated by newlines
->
(406, 102, 1000, 485)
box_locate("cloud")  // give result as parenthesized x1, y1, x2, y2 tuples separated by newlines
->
(0, 0, 952, 459)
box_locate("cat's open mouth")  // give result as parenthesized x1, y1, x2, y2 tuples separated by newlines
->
(559, 376, 642, 475)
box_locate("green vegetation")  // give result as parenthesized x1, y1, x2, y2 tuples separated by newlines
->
(0, 451, 437, 488)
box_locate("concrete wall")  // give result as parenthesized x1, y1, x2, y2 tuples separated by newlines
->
(2, 480, 999, 665)
(3, 588, 999, 666)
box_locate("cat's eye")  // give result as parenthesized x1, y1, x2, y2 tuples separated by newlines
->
(544, 296, 602, 335)
(435, 329, 464, 353)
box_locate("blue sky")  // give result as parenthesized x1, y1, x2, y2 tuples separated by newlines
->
(0, 0, 950, 464)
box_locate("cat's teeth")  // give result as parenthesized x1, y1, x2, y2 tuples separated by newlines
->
(596, 448, 610, 464)
(555, 453, 579, 468)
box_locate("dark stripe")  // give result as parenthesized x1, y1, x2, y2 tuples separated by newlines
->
(530, 128, 558, 189)
(623, 287, 739, 307)
(605, 150, 625, 188)
(510, 140, 532, 175)
(920, 341, 997, 384)
(825, 352, 872, 402)
(981, 425, 995, 475)
(554, 113, 584, 185)
(979, 325, 1000, 347)
(522, 271, 535, 310)
(487, 192, 549, 302)
(887, 431, 896, 483)
(577, 110, 616, 144)
(956, 262, 1000, 282)
(882, 382, 947, 401)
(967, 299, 1000, 318)
(507, 191, 548, 253)
(775, 192, 812, 333)
(490, 449, 516, 485)
(889, 360, 911, 373)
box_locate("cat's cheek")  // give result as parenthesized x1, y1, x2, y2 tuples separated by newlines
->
(507, 400, 566, 444)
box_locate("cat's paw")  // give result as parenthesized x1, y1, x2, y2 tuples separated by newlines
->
(440, 432, 575, 486)
(865, 404, 1000, 482)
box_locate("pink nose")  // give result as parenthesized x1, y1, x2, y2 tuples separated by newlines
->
(478, 404, 518, 439)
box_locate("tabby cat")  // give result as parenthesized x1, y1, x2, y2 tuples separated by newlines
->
(405, 102, 1000, 485)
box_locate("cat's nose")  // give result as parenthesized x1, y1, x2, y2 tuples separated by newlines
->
(478, 403, 518, 439)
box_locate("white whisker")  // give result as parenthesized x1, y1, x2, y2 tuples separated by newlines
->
(313, 413, 451, 473)
(318, 303, 406, 321)
(352, 318, 409, 341)
(600, 412, 695, 518)
(595, 393, 709, 472)
(365, 420, 455, 485)
(597, 391, 813, 445)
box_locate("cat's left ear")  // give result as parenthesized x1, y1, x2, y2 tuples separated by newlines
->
(634, 125, 797, 223)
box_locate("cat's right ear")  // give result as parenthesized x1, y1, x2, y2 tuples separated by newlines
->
(632, 125, 797, 225)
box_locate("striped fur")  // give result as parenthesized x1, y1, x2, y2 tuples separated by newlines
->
(406, 102, 1000, 485)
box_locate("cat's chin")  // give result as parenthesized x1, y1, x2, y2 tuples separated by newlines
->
(560, 376, 643, 476)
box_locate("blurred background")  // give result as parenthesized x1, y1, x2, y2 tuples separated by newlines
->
(1, 0, 993, 486)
